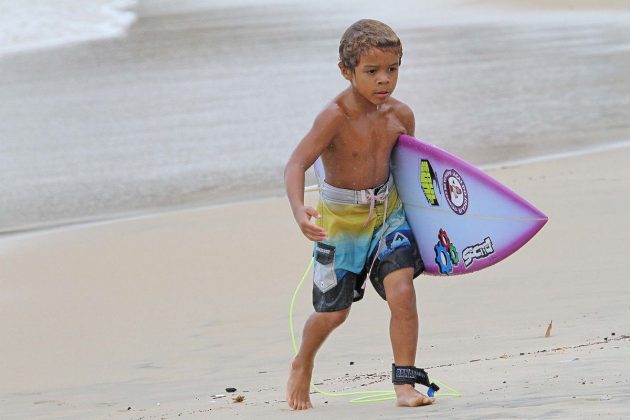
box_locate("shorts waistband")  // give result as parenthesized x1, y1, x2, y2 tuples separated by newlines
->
(320, 174, 394, 205)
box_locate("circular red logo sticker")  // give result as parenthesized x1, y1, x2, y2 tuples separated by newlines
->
(443, 169, 468, 215)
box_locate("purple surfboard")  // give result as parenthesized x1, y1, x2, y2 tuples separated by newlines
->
(391, 135, 547, 275)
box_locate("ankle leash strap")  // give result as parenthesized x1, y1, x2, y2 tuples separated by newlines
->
(392, 364, 440, 397)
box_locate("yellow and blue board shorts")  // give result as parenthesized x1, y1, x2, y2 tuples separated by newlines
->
(313, 176, 424, 312)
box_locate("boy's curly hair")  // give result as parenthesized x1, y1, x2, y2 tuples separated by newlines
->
(338, 19, 402, 71)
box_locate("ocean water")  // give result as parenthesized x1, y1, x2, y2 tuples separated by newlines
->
(1, 0, 630, 232)
(0, 0, 138, 56)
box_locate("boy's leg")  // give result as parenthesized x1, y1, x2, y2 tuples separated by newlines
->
(383, 267, 433, 407)
(287, 308, 350, 410)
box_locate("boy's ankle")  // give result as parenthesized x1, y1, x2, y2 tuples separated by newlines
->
(291, 356, 313, 371)
(393, 383, 414, 392)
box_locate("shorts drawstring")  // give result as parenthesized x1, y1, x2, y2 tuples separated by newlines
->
(364, 186, 389, 288)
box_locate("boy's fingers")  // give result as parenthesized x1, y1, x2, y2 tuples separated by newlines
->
(300, 208, 326, 240)
(304, 225, 327, 241)
(311, 225, 327, 236)
(305, 207, 321, 219)
(306, 228, 326, 238)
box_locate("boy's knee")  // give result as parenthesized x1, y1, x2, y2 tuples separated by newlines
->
(391, 283, 414, 302)
(385, 275, 414, 298)
(323, 307, 350, 328)
(385, 277, 416, 310)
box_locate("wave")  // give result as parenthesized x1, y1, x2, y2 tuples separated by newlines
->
(0, 0, 138, 57)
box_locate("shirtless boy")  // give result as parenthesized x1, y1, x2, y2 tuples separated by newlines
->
(284, 19, 436, 410)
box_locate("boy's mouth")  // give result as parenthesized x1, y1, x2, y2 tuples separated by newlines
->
(375, 91, 390, 98)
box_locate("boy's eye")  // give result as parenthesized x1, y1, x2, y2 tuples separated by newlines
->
(367, 69, 376, 74)
(389, 66, 398, 72)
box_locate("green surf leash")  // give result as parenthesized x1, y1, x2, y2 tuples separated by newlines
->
(289, 258, 462, 403)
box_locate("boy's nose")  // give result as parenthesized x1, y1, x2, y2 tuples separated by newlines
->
(377, 77, 390, 85)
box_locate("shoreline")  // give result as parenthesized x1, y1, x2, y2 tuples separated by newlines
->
(3, 139, 629, 238)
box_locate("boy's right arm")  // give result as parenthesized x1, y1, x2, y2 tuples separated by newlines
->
(284, 104, 343, 241)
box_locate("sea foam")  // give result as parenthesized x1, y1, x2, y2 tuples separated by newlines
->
(0, 0, 137, 57)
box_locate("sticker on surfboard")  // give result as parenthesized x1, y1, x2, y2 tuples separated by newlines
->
(443, 169, 468, 215)
(419, 159, 441, 206)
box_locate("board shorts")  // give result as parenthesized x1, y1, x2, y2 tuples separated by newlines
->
(312, 175, 424, 312)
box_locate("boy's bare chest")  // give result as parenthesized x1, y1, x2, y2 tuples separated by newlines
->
(335, 114, 406, 154)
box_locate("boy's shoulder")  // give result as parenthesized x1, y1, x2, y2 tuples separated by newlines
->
(381, 97, 415, 134)
(387, 97, 414, 118)
(312, 100, 347, 131)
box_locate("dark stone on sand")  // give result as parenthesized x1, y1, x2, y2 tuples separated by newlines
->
(349, 361, 354, 365)
(226, 387, 237, 393)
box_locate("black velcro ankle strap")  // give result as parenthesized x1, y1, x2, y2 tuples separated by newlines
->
(392, 364, 417, 385)
(392, 364, 440, 395)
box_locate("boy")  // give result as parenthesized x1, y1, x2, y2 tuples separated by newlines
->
(284, 19, 434, 410)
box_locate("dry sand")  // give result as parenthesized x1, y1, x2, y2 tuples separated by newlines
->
(470, 0, 630, 12)
(2, 145, 629, 419)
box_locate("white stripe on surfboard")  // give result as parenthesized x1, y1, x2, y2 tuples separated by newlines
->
(303, 187, 544, 221)
(403, 202, 547, 222)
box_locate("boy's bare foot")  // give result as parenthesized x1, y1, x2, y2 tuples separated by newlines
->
(394, 384, 434, 407)
(286, 357, 314, 410)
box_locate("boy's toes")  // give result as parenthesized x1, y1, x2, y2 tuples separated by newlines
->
(395, 384, 434, 407)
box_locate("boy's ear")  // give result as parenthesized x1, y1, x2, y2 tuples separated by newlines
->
(338, 62, 353, 81)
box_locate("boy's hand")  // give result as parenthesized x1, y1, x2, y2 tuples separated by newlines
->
(295, 206, 328, 242)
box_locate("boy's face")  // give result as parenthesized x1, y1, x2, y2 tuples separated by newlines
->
(341, 48, 401, 106)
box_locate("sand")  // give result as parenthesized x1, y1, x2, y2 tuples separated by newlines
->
(471, 0, 630, 12)
(2, 144, 629, 419)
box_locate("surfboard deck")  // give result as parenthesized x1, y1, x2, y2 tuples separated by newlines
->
(391, 134, 547, 275)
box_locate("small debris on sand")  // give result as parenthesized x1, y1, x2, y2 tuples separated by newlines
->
(545, 320, 553, 337)
(232, 395, 245, 403)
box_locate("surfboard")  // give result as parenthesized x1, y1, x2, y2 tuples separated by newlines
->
(391, 134, 548, 275)
(310, 135, 547, 276)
